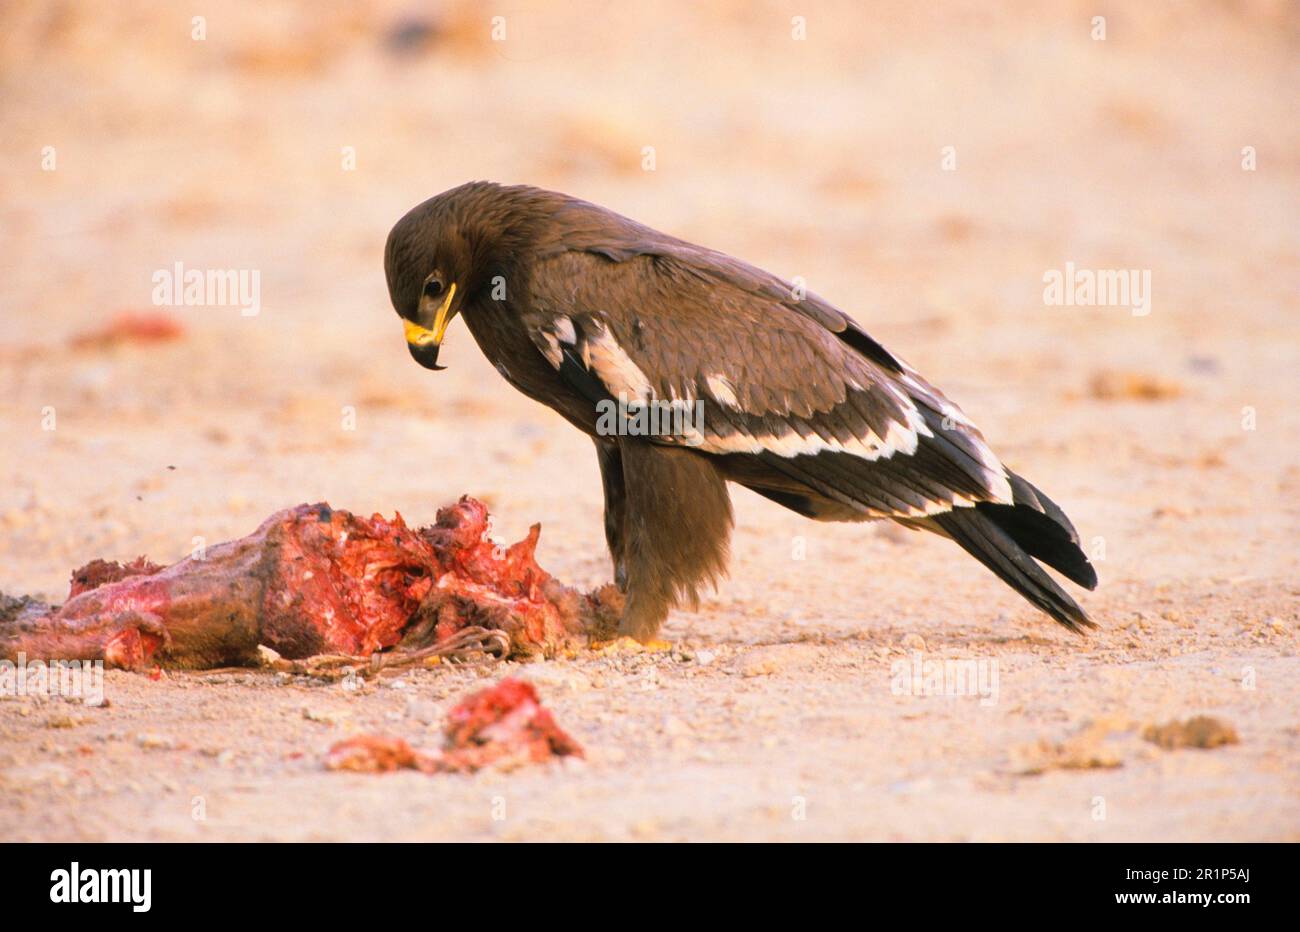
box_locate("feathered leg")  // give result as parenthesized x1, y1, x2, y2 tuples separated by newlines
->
(593, 438, 628, 589)
(617, 441, 733, 641)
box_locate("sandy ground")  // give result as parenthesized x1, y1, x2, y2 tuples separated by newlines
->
(1, 1, 1297, 841)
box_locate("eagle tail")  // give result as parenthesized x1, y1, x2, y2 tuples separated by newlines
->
(929, 497, 1097, 634)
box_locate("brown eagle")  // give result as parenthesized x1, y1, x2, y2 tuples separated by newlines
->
(385, 182, 1098, 641)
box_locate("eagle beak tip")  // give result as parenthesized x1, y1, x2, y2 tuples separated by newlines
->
(407, 339, 445, 371)
(402, 283, 457, 372)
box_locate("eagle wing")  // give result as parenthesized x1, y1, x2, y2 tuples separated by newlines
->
(522, 247, 1016, 521)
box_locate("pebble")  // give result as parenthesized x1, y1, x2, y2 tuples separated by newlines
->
(135, 733, 176, 750)
(900, 633, 927, 652)
(302, 706, 343, 725)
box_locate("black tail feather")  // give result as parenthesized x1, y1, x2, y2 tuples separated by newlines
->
(1005, 470, 1081, 545)
(975, 501, 1098, 589)
(931, 505, 1097, 634)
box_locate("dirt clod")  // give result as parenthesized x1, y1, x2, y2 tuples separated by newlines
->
(1143, 716, 1240, 750)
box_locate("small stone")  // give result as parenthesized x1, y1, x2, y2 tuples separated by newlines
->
(1143, 716, 1239, 750)
(136, 733, 176, 750)
(900, 633, 927, 652)
(301, 706, 340, 725)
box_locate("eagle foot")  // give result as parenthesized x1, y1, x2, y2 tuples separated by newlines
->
(589, 635, 673, 654)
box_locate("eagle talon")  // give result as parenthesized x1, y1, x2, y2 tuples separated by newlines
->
(590, 635, 673, 654)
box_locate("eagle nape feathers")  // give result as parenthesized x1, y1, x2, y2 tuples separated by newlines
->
(384, 181, 1099, 641)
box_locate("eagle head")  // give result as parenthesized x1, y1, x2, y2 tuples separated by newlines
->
(384, 181, 554, 371)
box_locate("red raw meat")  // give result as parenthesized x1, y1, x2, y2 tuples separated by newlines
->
(68, 557, 165, 598)
(0, 497, 622, 670)
(70, 311, 186, 349)
(325, 677, 584, 774)
(441, 676, 585, 770)
(325, 735, 433, 774)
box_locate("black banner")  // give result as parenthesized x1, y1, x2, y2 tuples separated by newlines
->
(1, 842, 1277, 918)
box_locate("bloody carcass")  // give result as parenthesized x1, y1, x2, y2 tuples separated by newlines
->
(0, 497, 622, 671)
(325, 677, 584, 774)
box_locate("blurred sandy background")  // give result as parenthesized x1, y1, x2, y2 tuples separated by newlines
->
(0, 0, 1296, 841)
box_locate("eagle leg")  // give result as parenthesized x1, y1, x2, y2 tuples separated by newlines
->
(616, 441, 734, 641)
(593, 438, 628, 589)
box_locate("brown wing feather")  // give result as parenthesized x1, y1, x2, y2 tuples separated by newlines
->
(524, 247, 1014, 519)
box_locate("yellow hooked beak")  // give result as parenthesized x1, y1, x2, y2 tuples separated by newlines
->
(403, 282, 457, 347)
(403, 283, 456, 370)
